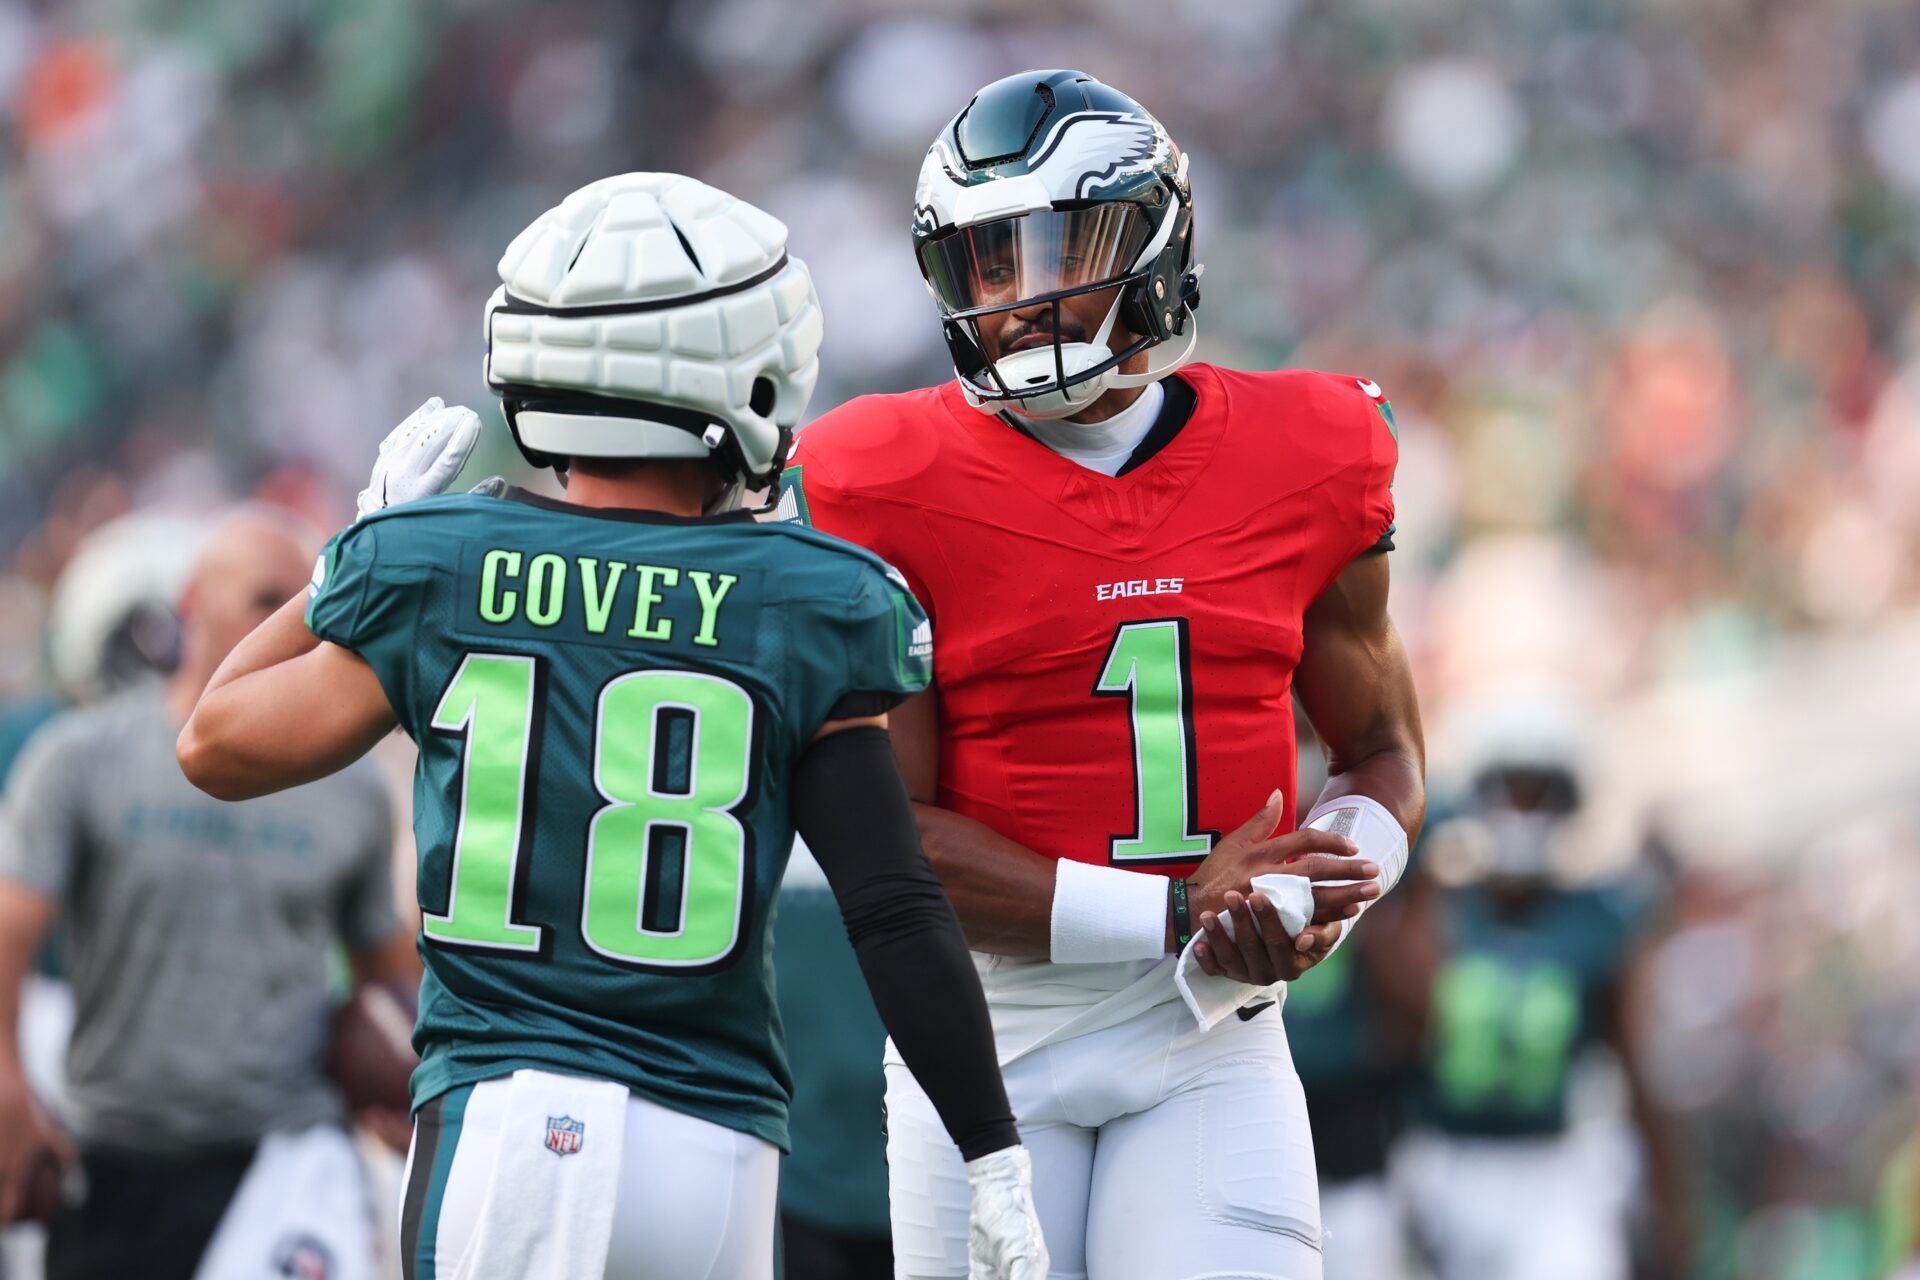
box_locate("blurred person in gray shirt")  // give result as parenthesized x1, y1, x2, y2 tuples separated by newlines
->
(0, 507, 418, 1280)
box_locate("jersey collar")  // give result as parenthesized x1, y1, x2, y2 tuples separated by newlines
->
(943, 364, 1229, 546)
(995, 374, 1198, 478)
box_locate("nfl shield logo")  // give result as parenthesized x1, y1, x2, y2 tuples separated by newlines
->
(545, 1114, 585, 1157)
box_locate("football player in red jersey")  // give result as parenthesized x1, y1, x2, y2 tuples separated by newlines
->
(778, 71, 1426, 1279)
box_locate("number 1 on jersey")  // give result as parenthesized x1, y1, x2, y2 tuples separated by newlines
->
(1094, 618, 1217, 864)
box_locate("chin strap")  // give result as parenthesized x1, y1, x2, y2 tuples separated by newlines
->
(971, 316, 1199, 421)
(1106, 318, 1199, 390)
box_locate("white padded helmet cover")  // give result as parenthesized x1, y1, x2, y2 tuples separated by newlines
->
(485, 172, 823, 479)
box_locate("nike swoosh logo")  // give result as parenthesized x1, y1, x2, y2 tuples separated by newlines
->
(1356, 378, 1383, 399)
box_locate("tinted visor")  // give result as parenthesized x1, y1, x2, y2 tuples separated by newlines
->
(920, 206, 1155, 317)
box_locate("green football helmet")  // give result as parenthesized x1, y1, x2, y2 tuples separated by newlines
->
(912, 70, 1201, 419)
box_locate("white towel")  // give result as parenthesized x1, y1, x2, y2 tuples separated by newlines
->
(1173, 872, 1316, 1031)
(451, 1069, 629, 1280)
(194, 1124, 375, 1280)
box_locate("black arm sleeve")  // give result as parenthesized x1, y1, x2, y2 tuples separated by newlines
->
(792, 726, 1019, 1162)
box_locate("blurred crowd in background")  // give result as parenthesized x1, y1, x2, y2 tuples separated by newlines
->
(1, 0, 1918, 1277)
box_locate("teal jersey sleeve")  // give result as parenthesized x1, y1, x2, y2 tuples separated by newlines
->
(304, 522, 368, 647)
(824, 561, 932, 721)
(304, 518, 427, 714)
(306, 521, 406, 649)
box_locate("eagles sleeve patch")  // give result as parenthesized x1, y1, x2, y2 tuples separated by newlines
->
(894, 593, 933, 689)
(774, 466, 811, 526)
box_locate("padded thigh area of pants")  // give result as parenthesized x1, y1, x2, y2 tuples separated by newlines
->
(1084, 1066, 1324, 1280)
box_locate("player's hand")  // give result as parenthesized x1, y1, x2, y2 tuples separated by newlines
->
(1192, 890, 1349, 985)
(1184, 788, 1378, 939)
(1184, 789, 1379, 982)
(965, 1145, 1048, 1280)
(0, 1070, 72, 1223)
(356, 397, 483, 518)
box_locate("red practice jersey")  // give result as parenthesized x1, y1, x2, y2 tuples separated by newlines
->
(783, 363, 1397, 878)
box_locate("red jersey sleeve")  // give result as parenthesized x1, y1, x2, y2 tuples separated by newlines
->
(1296, 370, 1399, 559)
(1346, 375, 1399, 556)
(782, 411, 939, 619)
(1273, 369, 1401, 608)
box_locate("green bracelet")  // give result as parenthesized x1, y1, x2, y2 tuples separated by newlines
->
(1170, 876, 1193, 950)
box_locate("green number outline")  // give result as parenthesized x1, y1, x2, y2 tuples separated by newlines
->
(1092, 617, 1219, 865)
(580, 670, 761, 974)
(422, 652, 552, 957)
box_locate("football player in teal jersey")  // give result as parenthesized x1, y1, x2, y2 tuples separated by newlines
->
(176, 174, 1046, 1280)
(1395, 693, 1689, 1280)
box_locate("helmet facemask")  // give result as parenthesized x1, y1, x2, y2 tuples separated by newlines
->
(920, 187, 1198, 420)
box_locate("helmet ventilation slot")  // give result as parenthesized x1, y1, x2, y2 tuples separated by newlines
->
(749, 376, 777, 417)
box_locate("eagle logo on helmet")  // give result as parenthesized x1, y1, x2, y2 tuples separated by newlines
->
(913, 112, 1165, 221)
(1026, 112, 1163, 200)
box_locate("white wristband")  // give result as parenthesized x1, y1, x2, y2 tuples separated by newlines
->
(1303, 794, 1408, 893)
(1302, 795, 1410, 951)
(1049, 859, 1168, 964)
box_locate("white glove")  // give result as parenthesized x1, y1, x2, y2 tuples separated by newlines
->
(356, 398, 483, 518)
(966, 1146, 1048, 1280)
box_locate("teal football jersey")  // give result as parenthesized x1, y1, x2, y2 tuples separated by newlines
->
(1417, 884, 1646, 1137)
(306, 488, 931, 1150)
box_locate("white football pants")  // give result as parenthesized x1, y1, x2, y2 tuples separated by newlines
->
(886, 999, 1323, 1280)
(400, 1075, 779, 1279)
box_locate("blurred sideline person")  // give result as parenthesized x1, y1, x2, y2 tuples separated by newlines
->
(176, 174, 1046, 1279)
(781, 70, 1423, 1279)
(773, 839, 893, 1279)
(0, 511, 210, 1280)
(1394, 693, 1690, 1280)
(0, 506, 418, 1280)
